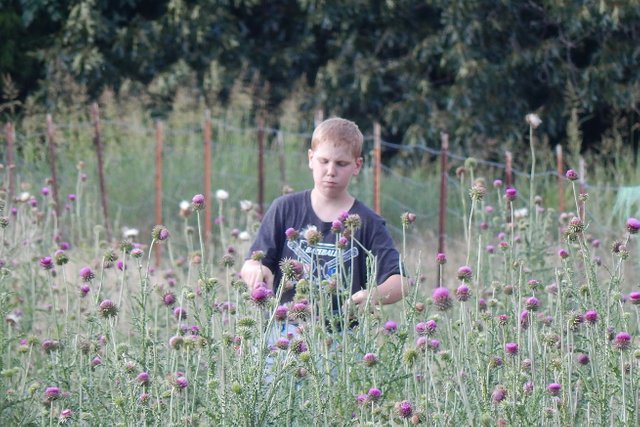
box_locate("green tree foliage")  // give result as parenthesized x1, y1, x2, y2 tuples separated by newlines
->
(1, 0, 639, 159)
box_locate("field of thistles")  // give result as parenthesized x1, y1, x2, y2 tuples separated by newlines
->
(1, 124, 639, 426)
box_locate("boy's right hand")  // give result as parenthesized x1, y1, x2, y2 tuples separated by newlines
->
(240, 260, 274, 291)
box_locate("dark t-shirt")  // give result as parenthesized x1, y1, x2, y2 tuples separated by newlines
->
(246, 190, 401, 302)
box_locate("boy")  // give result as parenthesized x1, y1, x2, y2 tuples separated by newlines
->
(240, 117, 407, 308)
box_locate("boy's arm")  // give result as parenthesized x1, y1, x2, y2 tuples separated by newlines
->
(351, 274, 408, 306)
(240, 259, 275, 291)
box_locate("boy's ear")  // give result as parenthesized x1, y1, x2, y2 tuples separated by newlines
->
(307, 149, 314, 168)
(353, 157, 363, 175)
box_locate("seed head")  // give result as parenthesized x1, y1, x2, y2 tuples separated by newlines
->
(525, 113, 542, 129)
(344, 214, 361, 231)
(215, 189, 229, 201)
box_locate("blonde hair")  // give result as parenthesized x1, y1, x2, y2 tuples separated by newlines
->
(311, 117, 363, 158)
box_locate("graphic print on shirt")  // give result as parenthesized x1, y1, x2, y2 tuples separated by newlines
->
(286, 239, 359, 280)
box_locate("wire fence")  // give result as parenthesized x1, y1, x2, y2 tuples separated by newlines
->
(2, 108, 639, 253)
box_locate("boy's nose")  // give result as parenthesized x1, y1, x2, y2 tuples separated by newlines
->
(326, 163, 336, 176)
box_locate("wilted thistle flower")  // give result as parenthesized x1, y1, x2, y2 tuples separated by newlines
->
(395, 400, 413, 418)
(344, 214, 361, 231)
(401, 212, 417, 226)
(520, 310, 530, 329)
(469, 183, 486, 201)
(220, 254, 235, 268)
(216, 189, 229, 201)
(99, 299, 118, 318)
(250, 285, 274, 306)
(565, 169, 578, 181)
(40, 256, 54, 270)
(239, 200, 253, 212)
(78, 266, 94, 281)
(42, 339, 60, 353)
(103, 249, 118, 268)
(505, 342, 518, 355)
(456, 284, 470, 302)
(626, 217, 640, 234)
(497, 314, 509, 326)
(280, 258, 304, 281)
(491, 385, 507, 404)
(505, 187, 517, 202)
(152, 225, 170, 241)
(568, 217, 585, 234)
(546, 383, 561, 396)
(525, 296, 540, 311)
(432, 287, 452, 311)
(169, 335, 184, 350)
(191, 194, 205, 211)
(363, 353, 378, 367)
(525, 113, 542, 128)
(179, 200, 192, 218)
(250, 250, 265, 261)
(0, 216, 9, 228)
(457, 265, 472, 281)
(614, 332, 632, 350)
(173, 306, 187, 320)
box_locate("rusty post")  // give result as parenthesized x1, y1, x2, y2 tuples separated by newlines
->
(46, 115, 61, 219)
(257, 115, 265, 215)
(155, 120, 164, 267)
(438, 132, 449, 286)
(91, 103, 111, 241)
(277, 130, 286, 188)
(505, 151, 513, 188)
(579, 157, 586, 220)
(4, 122, 15, 202)
(203, 109, 213, 244)
(556, 145, 565, 213)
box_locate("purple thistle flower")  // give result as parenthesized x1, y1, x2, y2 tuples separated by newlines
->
(67, 194, 76, 202)
(175, 376, 188, 389)
(565, 169, 578, 181)
(491, 385, 507, 403)
(173, 306, 187, 320)
(285, 227, 299, 240)
(367, 387, 382, 402)
(558, 248, 569, 259)
(44, 386, 61, 401)
(415, 320, 437, 336)
(384, 320, 398, 333)
(92, 356, 102, 367)
(275, 337, 289, 350)
(41, 187, 50, 196)
(401, 212, 417, 225)
(456, 284, 470, 302)
(614, 332, 632, 350)
(250, 285, 274, 306)
(505, 187, 517, 201)
(626, 217, 640, 234)
(525, 296, 540, 311)
(584, 310, 598, 324)
(629, 291, 640, 305)
(395, 400, 413, 418)
(505, 342, 518, 355)
(163, 292, 176, 306)
(59, 408, 73, 421)
(576, 353, 590, 365)
(98, 299, 118, 318)
(520, 310, 530, 330)
(547, 382, 561, 396)
(274, 305, 288, 321)
(356, 394, 368, 405)
(191, 194, 205, 210)
(363, 353, 378, 367)
(523, 382, 534, 395)
(40, 256, 54, 270)
(428, 339, 440, 351)
(331, 220, 344, 233)
(137, 372, 150, 385)
(79, 266, 94, 282)
(457, 265, 472, 281)
(436, 252, 447, 265)
(337, 236, 349, 249)
(432, 287, 452, 311)
(493, 179, 503, 188)
(486, 244, 495, 254)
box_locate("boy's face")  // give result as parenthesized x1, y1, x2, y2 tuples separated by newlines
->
(308, 141, 363, 199)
